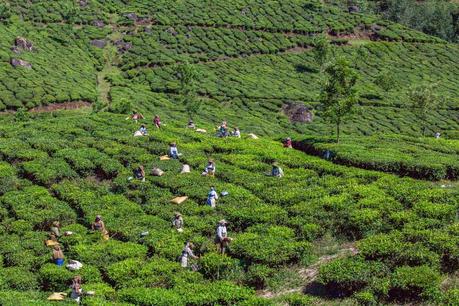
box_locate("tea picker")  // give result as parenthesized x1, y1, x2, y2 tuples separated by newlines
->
(70, 276, 95, 304)
(271, 162, 284, 178)
(202, 159, 216, 176)
(153, 115, 161, 129)
(50, 221, 61, 240)
(283, 137, 292, 148)
(207, 186, 219, 208)
(52, 244, 65, 266)
(217, 121, 229, 137)
(215, 220, 232, 254)
(49, 221, 73, 242)
(134, 124, 148, 137)
(169, 142, 181, 159)
(173, 212, 184, 232)
(127, 111, 144, 122)
(187, 120, 196, 129)
(129, 165, 146, 182)
(180, 241, 198, 268)
(70, 275, 83, 303)
(91, 215, 109, 240)
(232, 127, 241, 138)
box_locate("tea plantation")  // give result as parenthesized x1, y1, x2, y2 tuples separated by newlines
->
(0, 0, 458, 305)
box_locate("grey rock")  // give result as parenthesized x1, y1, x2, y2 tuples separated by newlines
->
(90, 39, 106, 48)
(92, 20, 105, 28)
(15, 37, 33, 51)
(11, 58, 32, 69)
(348, 6, 360, 13)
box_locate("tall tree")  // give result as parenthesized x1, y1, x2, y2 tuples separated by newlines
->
(176, 62, 200, 120)
(312, 34, 331, 68)
(408, 83, 441, 136)
(319, 57, 359, 143)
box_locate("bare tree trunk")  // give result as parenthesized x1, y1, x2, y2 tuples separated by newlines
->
(336, 121, 340, 143)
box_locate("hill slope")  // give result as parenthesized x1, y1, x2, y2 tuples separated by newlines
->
(0, 0, 457, 138)
(0, 111, 457, 305)
(0, 1, 458, 305)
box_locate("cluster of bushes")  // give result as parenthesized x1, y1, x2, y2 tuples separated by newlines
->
(120, 26, 313, 69)
(0, 110, 456, 304)
(319, 225, 459, 303)
(126, 41, 459, 108)
(0, 22, 100, 110)
(297, 135, 459, 180)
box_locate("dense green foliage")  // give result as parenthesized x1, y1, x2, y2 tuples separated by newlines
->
(0, 0, 457, 305)
(0, 111, 456, 305)
(296, 135, 459, 180)
(330, 0, 459, 42)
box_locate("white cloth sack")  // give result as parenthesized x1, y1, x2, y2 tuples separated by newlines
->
(152, 168, 164, 176)
(181, 164, 191, 174)
(66, 260, 83, 271)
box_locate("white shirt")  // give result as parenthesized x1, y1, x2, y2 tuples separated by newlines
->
(170, 146, 178, 155)
(208, 190, 218, 200)
(182, 243, 195, 258)
(216, 225, 227, 240)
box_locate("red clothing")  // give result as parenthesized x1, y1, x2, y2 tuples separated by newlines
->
(284, 139, 292, 148)
(154, 117, 161, 128)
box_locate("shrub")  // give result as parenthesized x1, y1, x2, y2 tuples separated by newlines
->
(39, 263, 102, 291)
(318, 257, 389, 295)
(353, 290, 377, 306)
(0, 267, 39, 290)
(1, 186, 76, 229)
(199, 252, 243, 281)
(442, 289, 459, 306)
(73, 240, 147, 269)
(389, 265, 441, 301)
(118, 287, 184, 306)
(231, 226, 312, 266)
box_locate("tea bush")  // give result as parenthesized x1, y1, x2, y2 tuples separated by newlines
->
(0, 0, 457, 304)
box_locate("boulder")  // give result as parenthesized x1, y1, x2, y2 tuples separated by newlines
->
(11, 46, 21, 54)
(10, 58, 32, 69)
(92, 20, 105, 28)
(371, 24, 383, 32)
(15, 37, 33, 51)
(125, 13, 138, 21)
(114, 40, 132, 53)
(166, 27, 178, 36)
(79, 0, 88, 7)
(282, 102, 313, 123)
(91, 39, 106, 48)
(348, 6, 360, 13)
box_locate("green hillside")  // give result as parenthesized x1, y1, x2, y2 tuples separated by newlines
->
(0, 1, 458, 305)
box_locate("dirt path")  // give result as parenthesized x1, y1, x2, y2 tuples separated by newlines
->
(258, 243, 358, 299)
(29, 101, 91, 112)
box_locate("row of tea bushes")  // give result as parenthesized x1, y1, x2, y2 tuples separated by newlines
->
(0, 111, 457, 304)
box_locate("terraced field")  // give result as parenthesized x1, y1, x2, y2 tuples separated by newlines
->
(0, 111, 457, 305)
(0, 0, 458, 305)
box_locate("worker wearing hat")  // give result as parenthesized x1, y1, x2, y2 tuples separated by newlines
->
(172, 212, 184, 232)
(215, 220, 230, 254)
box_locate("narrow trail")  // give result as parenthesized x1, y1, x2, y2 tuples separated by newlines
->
(258, 243, 358, 299)
(97, 69, 111, 106)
